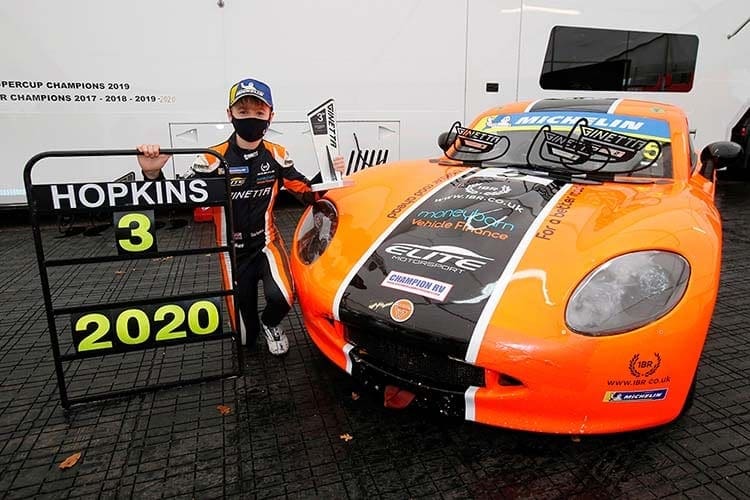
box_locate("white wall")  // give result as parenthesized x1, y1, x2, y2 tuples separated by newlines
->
(1, 0, 468, 205)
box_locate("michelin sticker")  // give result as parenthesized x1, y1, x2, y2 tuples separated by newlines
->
(481, 112, 670, 140)
(603, 389, 668, 402)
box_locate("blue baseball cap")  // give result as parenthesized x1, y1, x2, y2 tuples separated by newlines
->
(228, 78, 273, 108)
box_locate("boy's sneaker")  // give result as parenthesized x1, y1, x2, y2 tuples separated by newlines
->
(262, 322, 289, 356)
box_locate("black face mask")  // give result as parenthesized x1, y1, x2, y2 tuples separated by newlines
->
(231, 117, 269, 142)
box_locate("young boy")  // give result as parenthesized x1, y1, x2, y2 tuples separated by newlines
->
(137, 77, 344, 355)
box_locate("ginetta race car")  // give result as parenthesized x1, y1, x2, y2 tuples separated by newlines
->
(290, 98, 741, 434)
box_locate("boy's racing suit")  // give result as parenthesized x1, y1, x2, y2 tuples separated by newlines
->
(191, 133, 317, 345)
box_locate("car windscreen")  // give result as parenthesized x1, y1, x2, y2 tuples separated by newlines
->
(446, 111, 673, 178)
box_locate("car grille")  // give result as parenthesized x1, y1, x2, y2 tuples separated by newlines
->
(345, 325, 485, 392)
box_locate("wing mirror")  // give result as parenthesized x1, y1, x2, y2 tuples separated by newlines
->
(437, 131, 452, 152)
(700, 141, 743, 178)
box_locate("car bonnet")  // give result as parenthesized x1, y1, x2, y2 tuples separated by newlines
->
(336, 167, 580, 362)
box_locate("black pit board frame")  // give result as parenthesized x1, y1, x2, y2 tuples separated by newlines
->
(23, 148, 243, 409)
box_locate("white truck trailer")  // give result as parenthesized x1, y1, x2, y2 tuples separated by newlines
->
(1, 0, 747, 205)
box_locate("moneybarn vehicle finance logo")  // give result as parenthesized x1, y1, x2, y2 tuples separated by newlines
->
(411, 207, 515, 240)
(416, 208, 515, 231)
(385, 243, 493, 274)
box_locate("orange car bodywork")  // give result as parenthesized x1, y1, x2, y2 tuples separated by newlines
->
(290, 99, 722, 434)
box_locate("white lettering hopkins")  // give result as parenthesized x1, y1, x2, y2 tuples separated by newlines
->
(189, 179, 209, 203)
(79, 184, 106, 208)
(165, 181, 187, 204)
(51, 184, 76, 209)
(130, 182, 155, 205)
(153, 181, 164, 205)
(106, 183, 129, 206)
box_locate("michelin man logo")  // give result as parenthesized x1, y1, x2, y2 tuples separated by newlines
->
(240, 81, 263, 98)
(485, 115, 512, 129)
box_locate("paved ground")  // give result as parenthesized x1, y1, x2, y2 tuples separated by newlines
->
(1, 180, 749, 499)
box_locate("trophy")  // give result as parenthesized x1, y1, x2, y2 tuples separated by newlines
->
(307, 98, 352, 191)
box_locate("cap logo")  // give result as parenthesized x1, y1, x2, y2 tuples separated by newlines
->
(230, 78, 272, 108)
(239, 81, 263, 97)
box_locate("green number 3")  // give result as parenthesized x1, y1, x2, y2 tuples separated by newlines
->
(117, 213, 154, 252)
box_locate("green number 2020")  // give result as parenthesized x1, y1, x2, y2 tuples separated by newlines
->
(115, 212, 156, 253)
(73, 300, 221, 353)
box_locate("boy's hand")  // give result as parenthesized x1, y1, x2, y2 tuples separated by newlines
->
(136, 144, 171, 179)
(332, 155, 346, 176)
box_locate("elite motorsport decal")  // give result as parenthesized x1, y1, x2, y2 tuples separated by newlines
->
(336, 168, 572, 360)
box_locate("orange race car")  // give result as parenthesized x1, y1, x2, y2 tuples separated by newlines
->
(289, 98, 743, 434)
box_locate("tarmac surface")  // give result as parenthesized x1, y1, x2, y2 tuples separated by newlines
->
(1, 179, 749, 499)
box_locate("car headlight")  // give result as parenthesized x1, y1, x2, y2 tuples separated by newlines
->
(296, 199, 338, 265)
(566, 251, 690, 336)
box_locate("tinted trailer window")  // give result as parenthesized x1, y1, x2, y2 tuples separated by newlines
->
(540, 26, 698, 92)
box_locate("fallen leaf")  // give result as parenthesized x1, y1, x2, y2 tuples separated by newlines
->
(340, 433, 353, 442)
(217, 405, 232, 415)
(114, 271, 125, 276)
(59, 452, 81, 470)
(351, 392, 360, 401)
